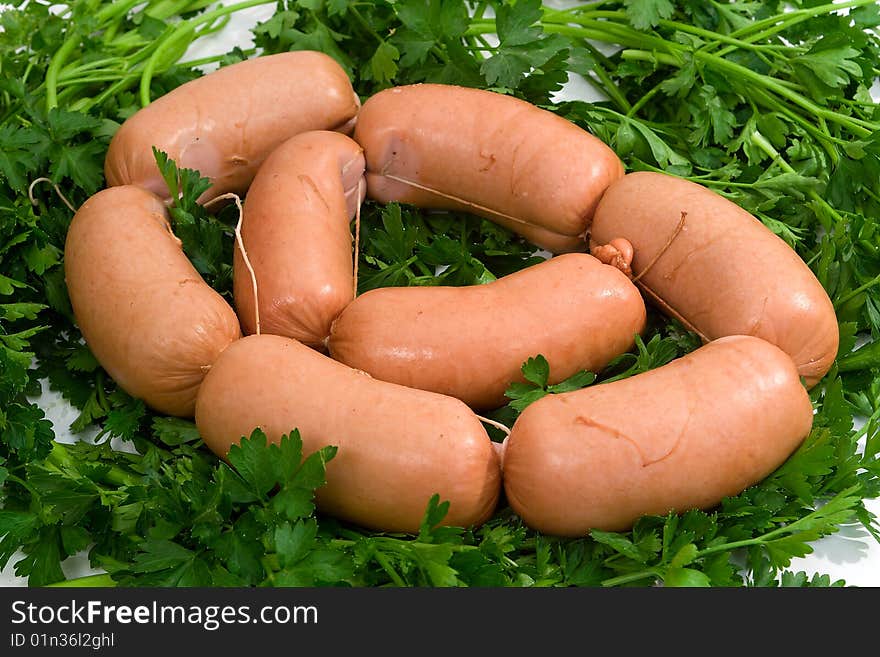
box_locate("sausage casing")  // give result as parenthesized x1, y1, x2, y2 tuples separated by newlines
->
(64, 186, 241, 416)
(195, 334, 502, 533)
(590, 172, 838, 387)
(354, 84, 624, 253)
(502, 335, 813, 535)
(105, 52, 360, 203)
(233, 131, 365, 346)
(329, 254, 646, 409)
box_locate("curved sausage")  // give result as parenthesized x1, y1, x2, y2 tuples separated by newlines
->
(502, 335, 813, 536)
(194, 334, 501, 533)
(590, 171, 838, 387)
(353, 84, 624, 253)
(233, 131, 365, 346)
(64, 186, 241, 417)
(328, 253, 645, 409)
(105, 52, 360, 203)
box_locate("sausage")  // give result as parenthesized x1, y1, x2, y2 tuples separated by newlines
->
(233, 131, 365, 346)
(104, 52, 360, 203)
(589, 172, 838, 387)
(502, 335, 813, 536)
(328, 253, 646, 409)
(194, 334, 501, 533)
(64, 186, 241, 417)
(353, 84, 624, 253)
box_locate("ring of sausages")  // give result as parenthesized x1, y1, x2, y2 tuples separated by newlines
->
(64, 57, 834, 535)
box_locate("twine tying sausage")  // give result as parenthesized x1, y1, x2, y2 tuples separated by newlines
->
(204, 192, 261, 336)
(380, 170, 539, 232)
(591, 210, 707, 341)
(631, 211, 687, 284)
(628, 211, 710, 342)
(353, 177, 365, 299)
(475, 414, 511, 437)
(28, 177, 77, 213)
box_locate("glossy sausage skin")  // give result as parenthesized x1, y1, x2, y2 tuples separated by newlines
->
(64, 186, 241, 417)
(195, 334, 501, 533)
(502, 335, 813, 536)
(105, 52, 360, 203)
(233, 131, 365, 346)
(590, 172, 838, 387)
(354, 84, 624, 253)
(328, 254, 646, 409)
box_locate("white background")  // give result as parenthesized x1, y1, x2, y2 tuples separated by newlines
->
(2, 1, 878, 587)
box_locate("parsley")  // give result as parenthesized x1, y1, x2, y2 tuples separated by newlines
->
(2, 0, 880, 588)
(153, 148, 235, 294)
(503, 355, 596, 414)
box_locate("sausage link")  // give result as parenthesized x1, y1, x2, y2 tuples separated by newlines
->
(590, 172, 838, 386)
(195, 334, 502, 533)
(328, 253, 645, 409)
(353, 83, 624, 253)
(64, 186, 241, 416)
(105, 52, 360, 203)
(502, 335, 814, 535)
(233, 131, 365, 346)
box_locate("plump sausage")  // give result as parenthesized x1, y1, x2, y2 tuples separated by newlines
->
(64, 186, 241, 417)
(353, 84, 624, 253)
(589, 171, 838, 387)
(328, 253, 645, 409)
(233, 131, 365, 346)
(105, 51, 360, 203)
(194, 334, 501, 533)
(502, 335, 813, 536)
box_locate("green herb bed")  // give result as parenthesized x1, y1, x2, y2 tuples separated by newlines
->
(1, 0, 879, 587)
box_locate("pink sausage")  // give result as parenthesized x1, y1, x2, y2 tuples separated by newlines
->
(233, 131, 365, 347)
(105, 52, 360, 203)
(353, 83, 624, 253)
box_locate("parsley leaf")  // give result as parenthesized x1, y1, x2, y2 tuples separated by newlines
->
(625, 0, 676, 31)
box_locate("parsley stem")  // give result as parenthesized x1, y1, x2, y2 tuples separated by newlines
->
(4, 474, 39, 498)
(746, 87, 841, 164)
(626, 79, 664, 118)
(720, 0, 880, 55)
(95, 371, 110, 413)
(373, 551, 406, 587)
(146, 0, 216, 21)
(47, 573, 116, 587)
(45, 33, 80, 111)
(96, 0, 142, 23)
(750, 130, 845, 230)
(139, 25, 197, 107)
(833, 273, 880, 310)
(550, 10, 796, 57)
(431, 45, 451, 65)
(46, 441, 140, 488)
(579, 41, 631, 113)
(349, 5, 386, 45)
(727, 0, 879, 41)
(139, 0, 276, 107)
(618, 49, 680, 68)
(838, 336, 880, 372)
(639, 48, 874, 137)
(57, 58, 128, 80)
(696, 486, 861, 559)
(491, 11, 879, 139)
(600, 570, 659, 587)
(80, 74, 141, 112)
